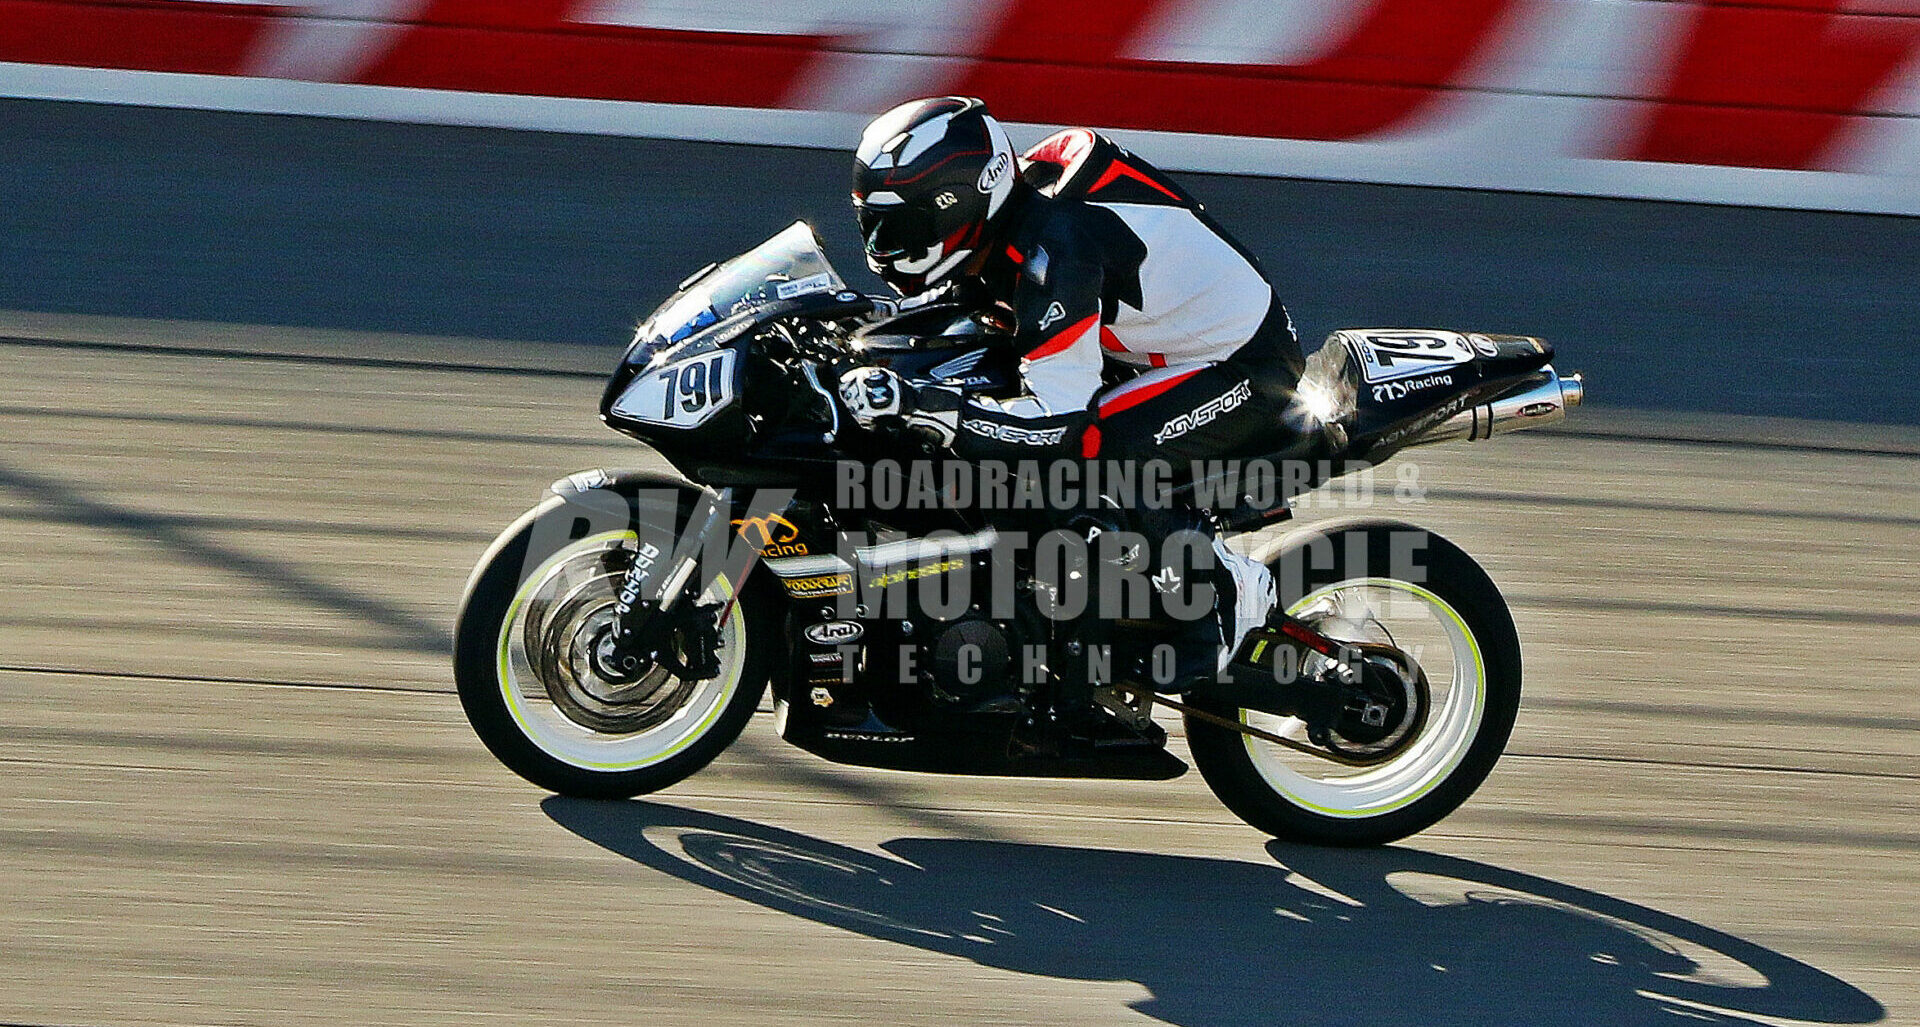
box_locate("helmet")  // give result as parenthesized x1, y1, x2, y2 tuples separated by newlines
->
(852, 96, 1018, 294)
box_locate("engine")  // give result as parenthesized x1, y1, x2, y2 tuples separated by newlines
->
(780, 526, 1035, 732)
(922, 614, 1016, 709)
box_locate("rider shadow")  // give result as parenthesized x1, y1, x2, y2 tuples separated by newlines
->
(544, 799, 1884, 1027)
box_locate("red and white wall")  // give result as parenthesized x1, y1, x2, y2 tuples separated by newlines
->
(4, 0, 1918, 215)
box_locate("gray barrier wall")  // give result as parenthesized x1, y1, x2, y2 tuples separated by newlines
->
(4, 98, 1917, 424)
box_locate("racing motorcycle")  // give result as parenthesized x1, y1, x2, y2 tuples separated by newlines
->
(453, 223, 1586, 846)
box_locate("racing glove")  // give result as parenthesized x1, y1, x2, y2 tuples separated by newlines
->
(864, 277, 985, 320)
(837, 366, 960, 447)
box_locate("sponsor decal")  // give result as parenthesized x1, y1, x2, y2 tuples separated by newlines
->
(866, 557, 965, 590)
(810, 686, 835, 708)
(808, 652, 844, 665)
(614, 541, 663, 615)
(1370, 373, 1454, 403)
(976, 152, 1011, 193)
(1469, 333, 1501, 357)
(824, 730, 916, 743)
(1151, 566, 1182, 594)
(1037, 301, 1066, 332)
(774, 272, 834, 301)
(732, 512, 808, 556)
(1154, 379, 1253, 444)
(766, 554, 854, 577)
(1375, 393, 1473, 450)
(782, 572, 854, 598)
(961, 421, 1070, 447)
(933, 190, 957, 209)
(927, 349, 987, 382)
(803, 620, 865, 646)
(1518, 401, 1558, 417)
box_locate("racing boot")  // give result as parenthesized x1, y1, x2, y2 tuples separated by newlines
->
(1154, 531, 1277, 694)
(1050, 619, 1141, 747)
(1213, 534, 1277, 676)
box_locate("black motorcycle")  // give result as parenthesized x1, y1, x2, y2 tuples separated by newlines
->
(453, 223, 1586, 845)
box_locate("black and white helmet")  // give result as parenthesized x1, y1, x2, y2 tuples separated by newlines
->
(851, 96, 1018, 295)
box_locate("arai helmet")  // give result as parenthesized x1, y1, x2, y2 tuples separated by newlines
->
(851, 96, 1018, 294)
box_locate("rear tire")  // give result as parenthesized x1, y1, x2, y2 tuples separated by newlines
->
(1187, 520, 1521, 846)
(454, 495, 774, 798)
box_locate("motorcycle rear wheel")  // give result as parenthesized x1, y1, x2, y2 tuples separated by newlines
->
(1187, 520, 1522, 846)
(454, 495, 773, 798)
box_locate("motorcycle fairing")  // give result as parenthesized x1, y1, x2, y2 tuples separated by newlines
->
(1300, 329, 1555, 463)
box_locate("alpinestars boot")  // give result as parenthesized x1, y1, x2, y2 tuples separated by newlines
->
(1156, 534, 1276, 692)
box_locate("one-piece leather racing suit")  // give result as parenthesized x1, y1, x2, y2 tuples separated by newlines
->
(885, 129, 1302, 701)
(935, 128, 1304, 469)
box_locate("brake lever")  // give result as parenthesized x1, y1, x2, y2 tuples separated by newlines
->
(799, 361, 844, 442)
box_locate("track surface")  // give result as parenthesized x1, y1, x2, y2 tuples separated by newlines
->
(4, 98, 1919, 423)
(0, 320, 1913, 1026)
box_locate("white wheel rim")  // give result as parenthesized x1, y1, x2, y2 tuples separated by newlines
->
(1241, 578, 1486, 818)
(496, 530, 746, 771)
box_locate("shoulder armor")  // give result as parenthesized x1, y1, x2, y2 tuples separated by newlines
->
(1020, 128, 1189, 207)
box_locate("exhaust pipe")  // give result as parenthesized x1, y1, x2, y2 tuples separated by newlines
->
(1404, 365, 1585, 448)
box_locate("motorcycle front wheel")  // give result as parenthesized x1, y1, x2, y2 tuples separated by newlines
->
(453, 494, 774, 798)
(1187, 519, 1523, 846)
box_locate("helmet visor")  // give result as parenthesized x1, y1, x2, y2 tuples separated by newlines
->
(856, 201, 937, 260)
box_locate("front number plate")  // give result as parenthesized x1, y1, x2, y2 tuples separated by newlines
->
(611, 349, 737, 428)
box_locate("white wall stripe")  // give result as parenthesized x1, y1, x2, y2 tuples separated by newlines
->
(2, 61, 1914, 216)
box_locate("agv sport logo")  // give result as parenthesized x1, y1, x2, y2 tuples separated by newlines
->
(1154, 380, 1252, 444)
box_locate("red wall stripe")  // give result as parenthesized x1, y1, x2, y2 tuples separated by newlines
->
(0, 0, 1914, 174)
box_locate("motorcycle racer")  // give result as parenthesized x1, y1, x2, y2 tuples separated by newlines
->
(454, 102, 1565, 831)
(836, 96, 1304, 715)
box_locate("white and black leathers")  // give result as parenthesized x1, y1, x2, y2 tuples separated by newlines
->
(893, 128, 1301, 690)
(933, 128, 1304, 465)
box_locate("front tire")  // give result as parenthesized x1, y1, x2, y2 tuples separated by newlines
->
(454, 495, 774, 798)
(1187, 520, 1522, 846)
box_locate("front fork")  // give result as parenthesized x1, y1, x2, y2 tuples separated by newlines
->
(598, 498, 733, 682)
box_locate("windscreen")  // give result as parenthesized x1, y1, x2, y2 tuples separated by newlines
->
(636, 221, 846, 360)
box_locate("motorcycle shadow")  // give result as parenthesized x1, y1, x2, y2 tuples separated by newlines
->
(544, 798, 1883, 1027)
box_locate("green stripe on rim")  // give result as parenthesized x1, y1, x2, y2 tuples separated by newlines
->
(496, 530, 743, 771)
(1241, 577, 1486, 818)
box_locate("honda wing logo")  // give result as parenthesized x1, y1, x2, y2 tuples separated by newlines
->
(928, 349, 987, 381)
